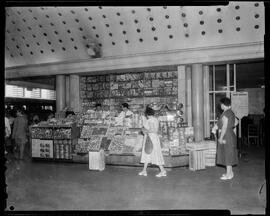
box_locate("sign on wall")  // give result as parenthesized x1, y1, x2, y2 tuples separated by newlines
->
(231, 92, 249, 119)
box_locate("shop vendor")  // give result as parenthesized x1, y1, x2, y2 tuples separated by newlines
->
(115, 103, 134, 126)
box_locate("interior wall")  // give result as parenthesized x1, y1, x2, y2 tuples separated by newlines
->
(239, 88, 265, 115)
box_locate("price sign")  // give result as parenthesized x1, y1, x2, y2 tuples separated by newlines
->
(231, 92, 249, 119)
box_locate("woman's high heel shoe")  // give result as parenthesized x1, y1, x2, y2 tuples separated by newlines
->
(138, 171, 147, 176)
(156, 171, 167, 177)
(220, 172, 234, 180)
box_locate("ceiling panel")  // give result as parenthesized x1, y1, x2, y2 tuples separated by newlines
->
(5, 3, 264, 68)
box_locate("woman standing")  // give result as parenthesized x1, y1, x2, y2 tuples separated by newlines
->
(216, 97, 238, 180)
(139, 106, 166, 177)
(12, 107, 28, 160)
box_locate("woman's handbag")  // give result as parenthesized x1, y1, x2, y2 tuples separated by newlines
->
(144, 134, 153, 154)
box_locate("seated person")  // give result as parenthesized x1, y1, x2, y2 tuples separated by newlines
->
(95, 103, 103, 119)
(115, 103, 134, 126)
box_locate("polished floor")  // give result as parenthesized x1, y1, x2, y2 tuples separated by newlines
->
(5, 145, 266, 214)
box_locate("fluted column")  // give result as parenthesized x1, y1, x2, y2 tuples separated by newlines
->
(65, 75, 70, 108)
(191, 64, 204, 141)
(56, 75, 66, 112)
(69, 74, 80, 113)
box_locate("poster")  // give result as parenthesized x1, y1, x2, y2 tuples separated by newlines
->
(231, 92, 249, 119)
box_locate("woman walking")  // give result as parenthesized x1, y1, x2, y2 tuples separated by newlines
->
(139, 106, 166, 177)
(216, 97, 238, 180)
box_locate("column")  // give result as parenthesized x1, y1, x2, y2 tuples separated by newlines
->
(191, 64, 204, 141)
(203, 65, 210, 138)
(65, 75, 70, 108)
(56, 75, 66, 112)
(186, 66, 192, 127)
(69, 74, 80, 113)
(177, 66, 186, 122)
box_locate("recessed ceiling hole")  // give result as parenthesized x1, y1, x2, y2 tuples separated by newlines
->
(132, 10, 136, 14)
(17, 11, 21, 15)
(92, 26, 96, 29)
(30, 52, 33, 55)
(154, 37, 158, 41)
(147, 8, 151, 12)
(55, 31, 59, 35)
(139, 38, 143, 42)
(12, 21, 16, 24)
(67, 29, 71, 33)
(185, 33, 189, 37)
(84, 8, 88, 11)
(120, 21, 124, 25)
(254, 3, 259, 7)
(255, 14, 260, 19)
(62, 21, 66, 24)
(26, 44, 30, 47)
(71, 10, 75, 14)
(51, 49, 55, 53)
(112, 42, 115, 45)
(62, 47, 66, 51)
(28, 9, 32, 13)
(216, 8, 221, 12)
(123, 31, 126, 34)
(19, 53, 23, 56)
(201, 31, 206, 35)
(167, 25, 171, 29)
(39, 25, 43, 28)
(58, 13, 62, 16)
(199, 10, 203, 15)
(152, 27, 156, 31)
(17, 28, 21, 32)
(74, 46, 78, 50)
(134, 19, 138, 23)
(255, 25, 259, 29)
(137, 29, 141, 33)
(106, 24, 110, 27)
(83, 36, 87, 40)
(165, 15, 169, 19)
(96, 34, 99, 38)
(99, 6, 102, 9)
(70, 37, 74, 41)
(50, 23, 54, 26)
(59, 39, 62, 43)
(43, 33, 47, 36)
(125, 40, 129, 43)
(33, 17, 37, 20)
(99, 43, 102, 47)
(16, 45, 20, 49)
(28, 27, 32, 30)
(218, 29, 223, 33)
(22, 36, 25, 40)
(236, 16, 240, 20)
(46, 15, 50, 18)
(23, 19, 26, 22)
(236, 27, 241, 31)
(75, 18, 80, 23)
(181, 13, 186, 18)
(40, 50, 44, 54)
(109, 33, 113, 36)
(149, 17, 154, 21)
(163, 6, 167, 9)
(169, 35, 173, 39)
(117, 12, 121, 16)
(200, 20, 204, 25)
(10, 54, 14, 58)
(184, 23, 188, 27)
(86, 44, 90, 48)
(12, 38, 15, 41)
(79, 27, 83, 31)
(32, 34, 36, 38)
(37, 42, 40, 46)
(217, 18, 222, 23)
(88, 17, 92, 20)
(7, 30, 10, 34)
(48, 41, 51, 45)
(235, 5, 240, 10)
(102, 15, 106, 18)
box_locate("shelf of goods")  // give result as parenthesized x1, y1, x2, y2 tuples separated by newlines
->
(80, 70, 178, 113)
(73, 117, 193, 168)
(30, 123, 80, 161)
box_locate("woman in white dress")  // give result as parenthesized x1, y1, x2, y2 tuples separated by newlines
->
(139, 106, 166, 177)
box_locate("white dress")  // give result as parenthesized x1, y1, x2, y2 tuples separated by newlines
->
(140, 116, 165, 166)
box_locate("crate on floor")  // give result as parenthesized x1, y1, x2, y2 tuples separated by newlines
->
(189, 150, 206, 171)
(89, 150, 105, 171)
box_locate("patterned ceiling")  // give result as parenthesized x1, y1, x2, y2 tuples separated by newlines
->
(5, 2, 264, 68)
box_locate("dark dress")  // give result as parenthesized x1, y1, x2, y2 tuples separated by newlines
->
(216, 109, 238, 166)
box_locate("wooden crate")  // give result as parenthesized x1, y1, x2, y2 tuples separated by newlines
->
(189, 150, 206, 171)
(89, 150, 105, 171)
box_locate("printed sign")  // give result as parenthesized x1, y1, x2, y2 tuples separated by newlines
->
(231, 92, 249, 119)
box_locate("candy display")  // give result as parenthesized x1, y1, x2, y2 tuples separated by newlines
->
(54, 128, 72, 139)
(170, 146, 181, 156)
(100, 137, 112, 151)
(88, 136, 102, 151)
(31, 127, 53, 139)
(32, 139, 53, 158)
(76, 138, 92, 153)
(92, 127, 108, 136)
(108, 135, 125, 154)
(80, 125, 93, 138)
(54, 139, 72, 159)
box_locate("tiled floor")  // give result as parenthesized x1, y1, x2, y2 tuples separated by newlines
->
(5, 145, 266, 214)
